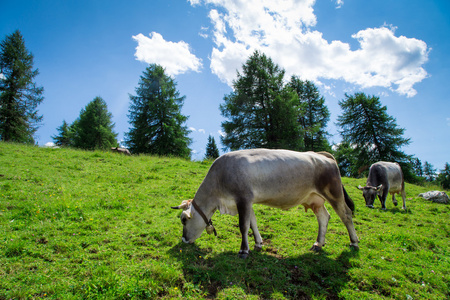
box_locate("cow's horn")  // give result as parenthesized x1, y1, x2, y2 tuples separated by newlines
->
(171, 199, 192, 210)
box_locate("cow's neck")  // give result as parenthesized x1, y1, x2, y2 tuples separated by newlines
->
(193, 193, 217, 220)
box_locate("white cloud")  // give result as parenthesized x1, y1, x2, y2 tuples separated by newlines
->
(190, 0, 429, 97)
(335, 0, 344, 9)
(44, 142, 56, 147)
(189, 127, 206, 134)
(133, 32, 203, 76)
(199, 26, 209, 39)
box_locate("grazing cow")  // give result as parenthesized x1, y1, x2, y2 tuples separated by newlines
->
(358, 161, 406, 210)
(111, 147, 131, 156)
(171, 149, 359, 258)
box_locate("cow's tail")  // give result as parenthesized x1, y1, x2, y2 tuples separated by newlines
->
(342, 185, 355, 214)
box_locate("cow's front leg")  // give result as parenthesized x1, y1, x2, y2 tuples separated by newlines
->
(379, 194, 387, 210)
(237, 201, 252, 258)
(249, 208, 263, 251)
(311, 205, 330, 252)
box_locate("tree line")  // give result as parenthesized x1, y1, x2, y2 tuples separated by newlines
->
(1, 30, 449, 188)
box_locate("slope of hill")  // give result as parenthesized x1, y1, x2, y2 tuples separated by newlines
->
(0, 142, 449, 299)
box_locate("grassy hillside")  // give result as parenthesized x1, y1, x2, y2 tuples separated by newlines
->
(0, 142, 449, 299)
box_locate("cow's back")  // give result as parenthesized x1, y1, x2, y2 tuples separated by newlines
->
(202, 149, 340, 210)
(368, 162, 403, 192)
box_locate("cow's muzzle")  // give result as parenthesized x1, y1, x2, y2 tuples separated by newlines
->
(182, 237, 193, 244)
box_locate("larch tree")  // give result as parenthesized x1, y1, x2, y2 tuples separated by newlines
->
(337, 93, 411, 174)
(0, 30, 43, 143)
(71, 96, 118, 150)
(52, 120, 73, 147)
(205, 135, 220, 160)
(125, 64, 191, 158)
(437, 163, 450, 190)
(220, 51, 301, 151)
(423, 161, 436, 182)
(289, 76, 330, 152)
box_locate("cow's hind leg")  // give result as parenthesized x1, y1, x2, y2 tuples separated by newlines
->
(392, 194, 398, 206)
(250, 208, 263, 251)
(311, 204, 330, 251)
(401, 188, 407, 210)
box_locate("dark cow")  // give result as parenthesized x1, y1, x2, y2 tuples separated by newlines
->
(358, 161, 406, 210)
(111, 147, 131, 156)
(172, 149, 359, 258)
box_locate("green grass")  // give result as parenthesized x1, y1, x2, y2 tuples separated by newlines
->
(0, 142, 449, 299)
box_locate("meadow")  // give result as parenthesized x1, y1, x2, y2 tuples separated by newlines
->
(0, 142, 449, 299)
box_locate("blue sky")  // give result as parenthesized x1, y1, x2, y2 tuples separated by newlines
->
(1, 0, 449, 170)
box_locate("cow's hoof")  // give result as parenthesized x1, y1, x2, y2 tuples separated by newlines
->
(238, 251, 249, 259)
(254, 245, 263, 252)
(350, 244, 360, 251)
(310, 245, 322, 252)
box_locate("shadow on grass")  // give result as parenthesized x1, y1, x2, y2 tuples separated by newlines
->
(366, 206, 412, 214)
(170, 243, 359, 299)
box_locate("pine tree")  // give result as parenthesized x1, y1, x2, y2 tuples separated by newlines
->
(205, 135, 220, 160)
(0, 30, 43, 143)
(423, 161, 436, 182)
(71, 97, 118, 150)
(220, 51, 301, 151)
(52, 120, 73, 147)
(337, 93, 410, 170)
(333, 141, 359, 177)
(437, 163, 450, 190)
(289, 76, 330, 152)
(411, 157, 423, 178)
(125, 64, 191, 158)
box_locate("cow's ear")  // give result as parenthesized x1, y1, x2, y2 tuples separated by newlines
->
(357, 185, 364, 190)
(171, 199, 192, 210)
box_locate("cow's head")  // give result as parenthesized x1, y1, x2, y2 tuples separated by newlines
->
(358, 185, 382, 208)
(171, 199, 207, 244)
